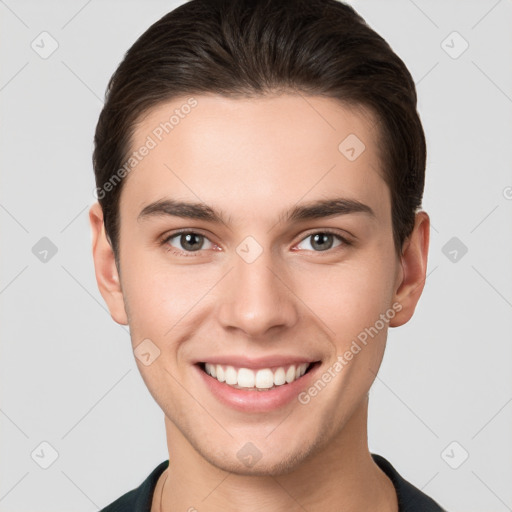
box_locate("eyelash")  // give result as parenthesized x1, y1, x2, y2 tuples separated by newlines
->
(160, 229, 352, 258)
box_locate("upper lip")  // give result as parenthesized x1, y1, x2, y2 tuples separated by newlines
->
(195, 355, 320, 370)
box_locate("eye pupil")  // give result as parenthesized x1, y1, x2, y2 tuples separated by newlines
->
(311, 233, 334, 251)
(181, 233, 203, 251)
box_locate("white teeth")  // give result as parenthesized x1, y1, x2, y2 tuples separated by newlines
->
(296, 364, 307, 379)
(203, 362, 311, 390)
(274, 367, 286, 386)
(225, 366, 237, 385)
(255, 369, 274, 389)
(238, 368, 255, 388)
(205, 363, 216, 378)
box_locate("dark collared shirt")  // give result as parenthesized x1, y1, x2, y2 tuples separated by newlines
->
(100, 453, 447, 511)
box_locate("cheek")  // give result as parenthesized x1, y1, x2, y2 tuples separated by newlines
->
(120, 254, 215, 341)
(296, 251, 397, 335)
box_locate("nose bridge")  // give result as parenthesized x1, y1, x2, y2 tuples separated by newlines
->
(217, 242, 298, 338)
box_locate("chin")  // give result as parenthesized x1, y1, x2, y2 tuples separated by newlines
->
(197, 435, 322, 477)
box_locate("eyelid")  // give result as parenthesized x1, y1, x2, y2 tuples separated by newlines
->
(160, 227, 214, 243)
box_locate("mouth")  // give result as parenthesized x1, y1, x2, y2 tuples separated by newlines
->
(196, 361, 320, 391)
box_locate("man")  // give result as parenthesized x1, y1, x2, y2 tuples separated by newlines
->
(90, 0, 447, 510)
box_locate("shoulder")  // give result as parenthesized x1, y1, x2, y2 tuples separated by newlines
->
(371, 453, 448, 512)
(100, 460, 169, 512)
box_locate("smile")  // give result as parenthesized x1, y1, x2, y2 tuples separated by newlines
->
(200, 362, 313, 391)
(194, 357, 322, 412)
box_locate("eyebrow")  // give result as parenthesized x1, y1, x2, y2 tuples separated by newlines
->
(137, 197, 375, 225)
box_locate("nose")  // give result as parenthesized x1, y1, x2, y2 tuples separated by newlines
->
(216, 247, 299, 339)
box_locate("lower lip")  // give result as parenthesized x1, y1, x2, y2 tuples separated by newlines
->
(194, 362, 321, 413)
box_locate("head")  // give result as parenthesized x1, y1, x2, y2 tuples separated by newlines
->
(90, 0, 429, 476)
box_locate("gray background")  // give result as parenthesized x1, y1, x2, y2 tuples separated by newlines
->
(1, 0, 511, 510)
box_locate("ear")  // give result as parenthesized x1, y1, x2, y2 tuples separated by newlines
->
(89, 202, 128, 325)
(389, 211, 430, 327)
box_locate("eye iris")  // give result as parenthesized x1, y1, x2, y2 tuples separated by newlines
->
(311, 233, 334, 251)
(181, 233, 203, 251)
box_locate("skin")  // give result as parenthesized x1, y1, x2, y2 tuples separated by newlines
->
(89, 93, 429, 512)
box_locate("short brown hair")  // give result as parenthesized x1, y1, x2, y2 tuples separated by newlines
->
(93, 0, 426, 260)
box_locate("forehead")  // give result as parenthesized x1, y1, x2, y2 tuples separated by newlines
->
(121, 93, 389, 224)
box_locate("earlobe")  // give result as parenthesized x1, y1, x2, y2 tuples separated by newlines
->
(89, 202, 129, 325)
(389, 211, 430, 327)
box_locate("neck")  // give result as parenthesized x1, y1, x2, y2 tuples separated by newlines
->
(155, 395, 397, 512)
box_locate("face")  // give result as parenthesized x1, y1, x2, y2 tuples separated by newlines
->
(91, 93, 427, 476)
